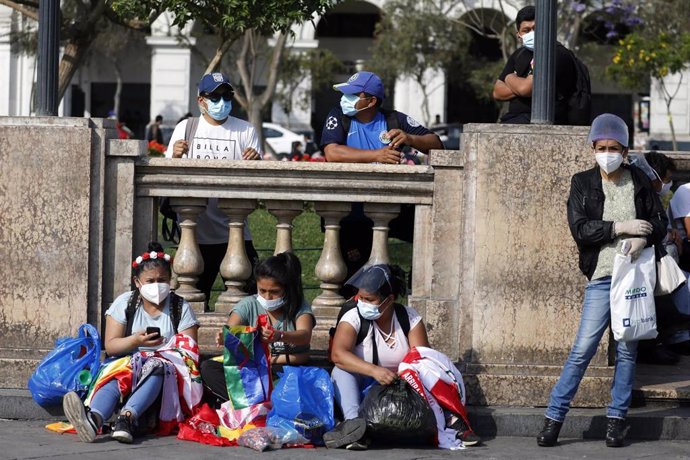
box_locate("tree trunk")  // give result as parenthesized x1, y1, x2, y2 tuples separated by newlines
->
(247, 101, 264, 154)
(57, 37, 92, 102)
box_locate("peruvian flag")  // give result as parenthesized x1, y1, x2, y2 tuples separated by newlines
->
(398, 346, 468, 450)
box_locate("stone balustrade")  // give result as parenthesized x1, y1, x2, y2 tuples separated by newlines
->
(126, 159, 436, 351)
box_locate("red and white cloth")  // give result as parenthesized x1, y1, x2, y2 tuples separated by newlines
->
(398, 346, 468, 450)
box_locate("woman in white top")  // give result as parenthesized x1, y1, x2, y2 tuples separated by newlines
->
(324, 264, 429, 449)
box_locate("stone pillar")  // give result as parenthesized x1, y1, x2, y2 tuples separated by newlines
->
(311, 202, 350, 348)
(265, 200, 303, 254)
(215, 199, 257, 313)
(456, 124, 607, 407)
(364, 203, 400, 266)
(171, 198, 206, 313)
(145, 35, 196, 122)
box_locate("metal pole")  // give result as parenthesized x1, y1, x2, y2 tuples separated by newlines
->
(531, 0, 557, 124)
(36, 0, 60, 116)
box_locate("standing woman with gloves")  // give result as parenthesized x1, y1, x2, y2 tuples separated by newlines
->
(537, 114, 667, 448)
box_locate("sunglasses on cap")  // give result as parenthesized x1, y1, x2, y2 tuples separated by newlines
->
(201, 92, 234, 103)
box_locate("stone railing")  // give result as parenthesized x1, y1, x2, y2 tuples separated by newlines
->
(104, 154, 459, 353)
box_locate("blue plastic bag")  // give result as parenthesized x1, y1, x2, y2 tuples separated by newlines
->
(28, 324, 101, 407)
(266, 366, 335, 445)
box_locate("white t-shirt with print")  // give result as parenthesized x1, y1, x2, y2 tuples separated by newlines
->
(670, 183, 690, 240)
(340, 305, 422, 372)
(106, 290, 199, 352)
(165, 116, 261, 244)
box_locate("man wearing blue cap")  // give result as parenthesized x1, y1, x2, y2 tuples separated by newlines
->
(319, 71, 443, 279)
(165, 72, 261, 303)
(320, 71, 442, 162)
(537, 114, 667, 448)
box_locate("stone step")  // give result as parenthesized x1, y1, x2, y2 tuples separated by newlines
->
(4, 388, 690, 440)
(633, 356, 690, 403)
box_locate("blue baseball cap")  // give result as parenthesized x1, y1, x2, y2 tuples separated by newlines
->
(198, 72, 234, 95)
(333, 71, 384, 100)
(588, 113, 629, 148)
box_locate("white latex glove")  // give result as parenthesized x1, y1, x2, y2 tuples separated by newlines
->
(622, 237, 648, 260)
(615, 220, 652, 237)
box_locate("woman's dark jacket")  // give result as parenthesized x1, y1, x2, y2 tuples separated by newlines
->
(567, 164, 668, 280)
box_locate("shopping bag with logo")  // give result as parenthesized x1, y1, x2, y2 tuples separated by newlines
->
(28, 324, 101, 406)
(610, 246, 658, 342)
(223, 315, 272, 410)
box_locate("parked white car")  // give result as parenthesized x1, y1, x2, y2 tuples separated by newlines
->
(262, 122, 305, 156)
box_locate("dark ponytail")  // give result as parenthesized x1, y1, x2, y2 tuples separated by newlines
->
(377, 264, 407, 300)
(254, 251, 304, 322)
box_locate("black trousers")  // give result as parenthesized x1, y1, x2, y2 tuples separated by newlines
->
(200, 359, 285, 409)
(197, 240, 259, 303)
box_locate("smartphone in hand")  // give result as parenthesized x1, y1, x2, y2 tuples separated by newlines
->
(146, 326, 161, 339)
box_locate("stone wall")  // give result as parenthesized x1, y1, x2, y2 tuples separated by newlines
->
(457, 123, 609, 406)
(0, 117, 118, 389)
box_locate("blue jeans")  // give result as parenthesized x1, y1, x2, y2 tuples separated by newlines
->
(331, 367, 377, 420)
(89, 373, 164, 424)
(545, 277, 638, 422)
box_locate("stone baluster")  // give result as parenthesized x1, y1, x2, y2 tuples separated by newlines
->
(170, 198, 207, 313)
(312, 203, 350, 322)
(215, 199, 257, 313)
(364, 203, 401, 266)
(265, 200, 303, 255)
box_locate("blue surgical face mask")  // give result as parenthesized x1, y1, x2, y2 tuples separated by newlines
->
(204, 98, 232, 121)
(257, 294, 284, 312)
(521, 30, 535, 50)
(357, 298, 390, 321)
(340, 94, 368, 117)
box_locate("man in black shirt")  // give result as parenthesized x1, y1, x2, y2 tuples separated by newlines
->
(492, 5, 577, 124)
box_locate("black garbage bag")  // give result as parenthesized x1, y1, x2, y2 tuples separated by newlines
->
(358, 379, 437, 446)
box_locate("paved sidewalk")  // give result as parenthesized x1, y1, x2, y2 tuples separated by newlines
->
(2, 419, 690, 460)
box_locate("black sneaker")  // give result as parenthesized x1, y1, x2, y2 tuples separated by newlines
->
(605, 417, 627, 448)
(112, 412, 134, 444)
(449, 416, 481, 446)
(62, 391, 98, 443)
(323, 418, 366, 449)
(536, 417, 563, 447)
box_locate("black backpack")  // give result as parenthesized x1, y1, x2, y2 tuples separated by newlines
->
(160, 117, 200, 244)
(124, 290, 184, 337)
(564, 48, 592, 126)
(328, 299, 411, 366)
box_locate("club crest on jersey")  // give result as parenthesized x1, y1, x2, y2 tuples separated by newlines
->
(379, 130, 391, 144)
(406, 116, 420, 127)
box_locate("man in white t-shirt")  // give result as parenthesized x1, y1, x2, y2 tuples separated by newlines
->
(165, 72, 262, 303)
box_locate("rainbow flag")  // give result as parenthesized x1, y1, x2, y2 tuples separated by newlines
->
(223, 315, 272, 410)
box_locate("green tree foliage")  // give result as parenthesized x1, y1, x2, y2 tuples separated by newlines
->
(608, 31, 690, 149)
(369, 0, 471, 125)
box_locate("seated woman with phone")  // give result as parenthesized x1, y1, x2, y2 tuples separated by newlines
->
(63, 242, 199, 444)
(200, 251, 315, 408)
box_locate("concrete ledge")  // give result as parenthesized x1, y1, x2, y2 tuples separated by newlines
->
(5, 388, 690, 441)
(468, 404, 690, 441)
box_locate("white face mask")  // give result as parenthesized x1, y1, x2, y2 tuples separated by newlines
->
(356, 298, 391, 321)
(660, 180, 673, 195)
(595, 152, 623, 174)
(257, 294, 284, 311)
(521, 30, 535, 50)
(139, 282, 171, 305)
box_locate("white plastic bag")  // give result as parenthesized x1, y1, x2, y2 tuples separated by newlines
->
(610, 246, 657, 342)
